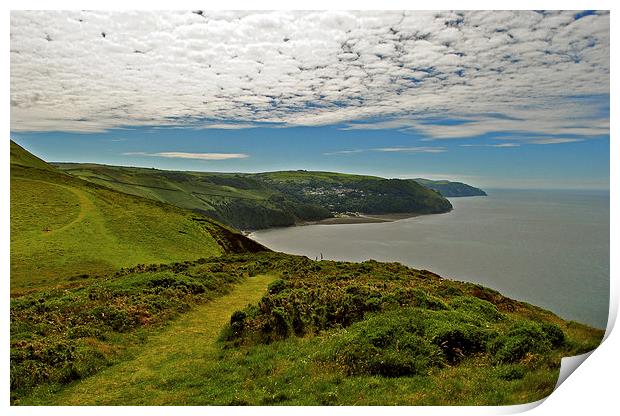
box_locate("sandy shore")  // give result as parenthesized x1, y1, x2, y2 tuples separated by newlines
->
(299, 212, 422, 226)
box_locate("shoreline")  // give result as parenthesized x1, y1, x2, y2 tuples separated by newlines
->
(243, 211, 437, 236)
(299, 212, 423, 226)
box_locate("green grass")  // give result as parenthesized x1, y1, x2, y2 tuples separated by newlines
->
(10, 141, 54, 171)
(16, 272, 277, 405)
(11, 253, 604, 406)
(10, 142, 263, 292)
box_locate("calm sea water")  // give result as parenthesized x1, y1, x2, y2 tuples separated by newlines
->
(251, 189, 610, 329)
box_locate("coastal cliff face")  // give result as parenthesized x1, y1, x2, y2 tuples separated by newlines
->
(53, 164, 458, 230)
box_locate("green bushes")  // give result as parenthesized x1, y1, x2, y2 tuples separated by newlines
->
(221, 258, 568, 376)
(268, 279, 289, 295)
(10, 337, 97, 392)
(425, 311, 494, 364)
(319, 307, 495, 376)
(90, 306, 138, 332)
(10, 257, 251, 400)
(492, 321, 564, 363)
(215, 254, 574, 380)
(319, 308, 570, 377)
(11, 251, 583, 404)
(320, 312, 443, 376)
(448, 296, 505, 322)
(541, 322, 566, 348)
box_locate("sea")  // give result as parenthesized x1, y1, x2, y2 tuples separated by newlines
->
(250, 189, 610, 329)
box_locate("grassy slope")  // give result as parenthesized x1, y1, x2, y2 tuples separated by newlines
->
(10, 141, 263, 292)
(54, 164, 454, 229)
(12, 253, 603, 406)
(54, 163, 332, 230)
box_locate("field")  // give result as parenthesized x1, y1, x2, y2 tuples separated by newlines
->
(10, 141, 262, 292)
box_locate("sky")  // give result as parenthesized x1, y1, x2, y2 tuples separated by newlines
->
(10, 10, 610, 189)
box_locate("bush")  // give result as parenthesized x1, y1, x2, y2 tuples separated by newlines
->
(320, 311, 443, 376)
(449, 296, 505, 322)
(425, 311, 493, 363)
(493, 321, 551, 363)
(267, 279, 289, 295)
(541, 322, 566, 348)
(90, 306, 137, 332)
(231, 310, 247, 325)
(229, 310, 247, 338)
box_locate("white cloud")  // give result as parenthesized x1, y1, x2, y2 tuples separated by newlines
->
(10, 10, 609, 142)
(324, 146, 446, 155)
(375, 147, 447, 153)
(526, 138, 584, 145)
(195, 123, 262, 130)
(323, 149, 366, 156)
(122, 151, 249, 160)
(460, 143, 520, 148)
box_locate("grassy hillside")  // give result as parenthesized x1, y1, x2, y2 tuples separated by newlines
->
(256, 170, 453, 215)
(10, 141, 264, 292)
(11, 253, 603, 405)
(53, 163, 332, 230)
(54, 164, 454, 230)
(414, 178, 487, 197)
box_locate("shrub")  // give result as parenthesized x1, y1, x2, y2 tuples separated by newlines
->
(229, 310, 247, 338)
(267, 279, 289, 295)
(493, 321, 551, 363)
(409, 289, 449, 310)
(90, 306, 137, 332)
(449, 296, 505, 322)
(541, 322, 566, 348)
(425, 312, 493, 363)
(231, 310, 247, 325)
(320, 311, 443, 376)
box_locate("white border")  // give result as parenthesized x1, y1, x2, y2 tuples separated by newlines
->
(3, 1, 616, 414)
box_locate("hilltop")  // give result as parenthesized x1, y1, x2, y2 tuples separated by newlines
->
(10, 141, 264, 291)
(52, 163, 458, 230)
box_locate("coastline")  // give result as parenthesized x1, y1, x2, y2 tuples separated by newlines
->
(299, 212, 423, 226)
(242, 209, 458, 235)
(243, 212, 428, 236)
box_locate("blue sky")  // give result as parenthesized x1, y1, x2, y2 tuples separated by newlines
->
(10, 11, 610, 190)
(11, 116, 609, 190)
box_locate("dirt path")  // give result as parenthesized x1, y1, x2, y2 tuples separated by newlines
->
(44, 274, 276, 405)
